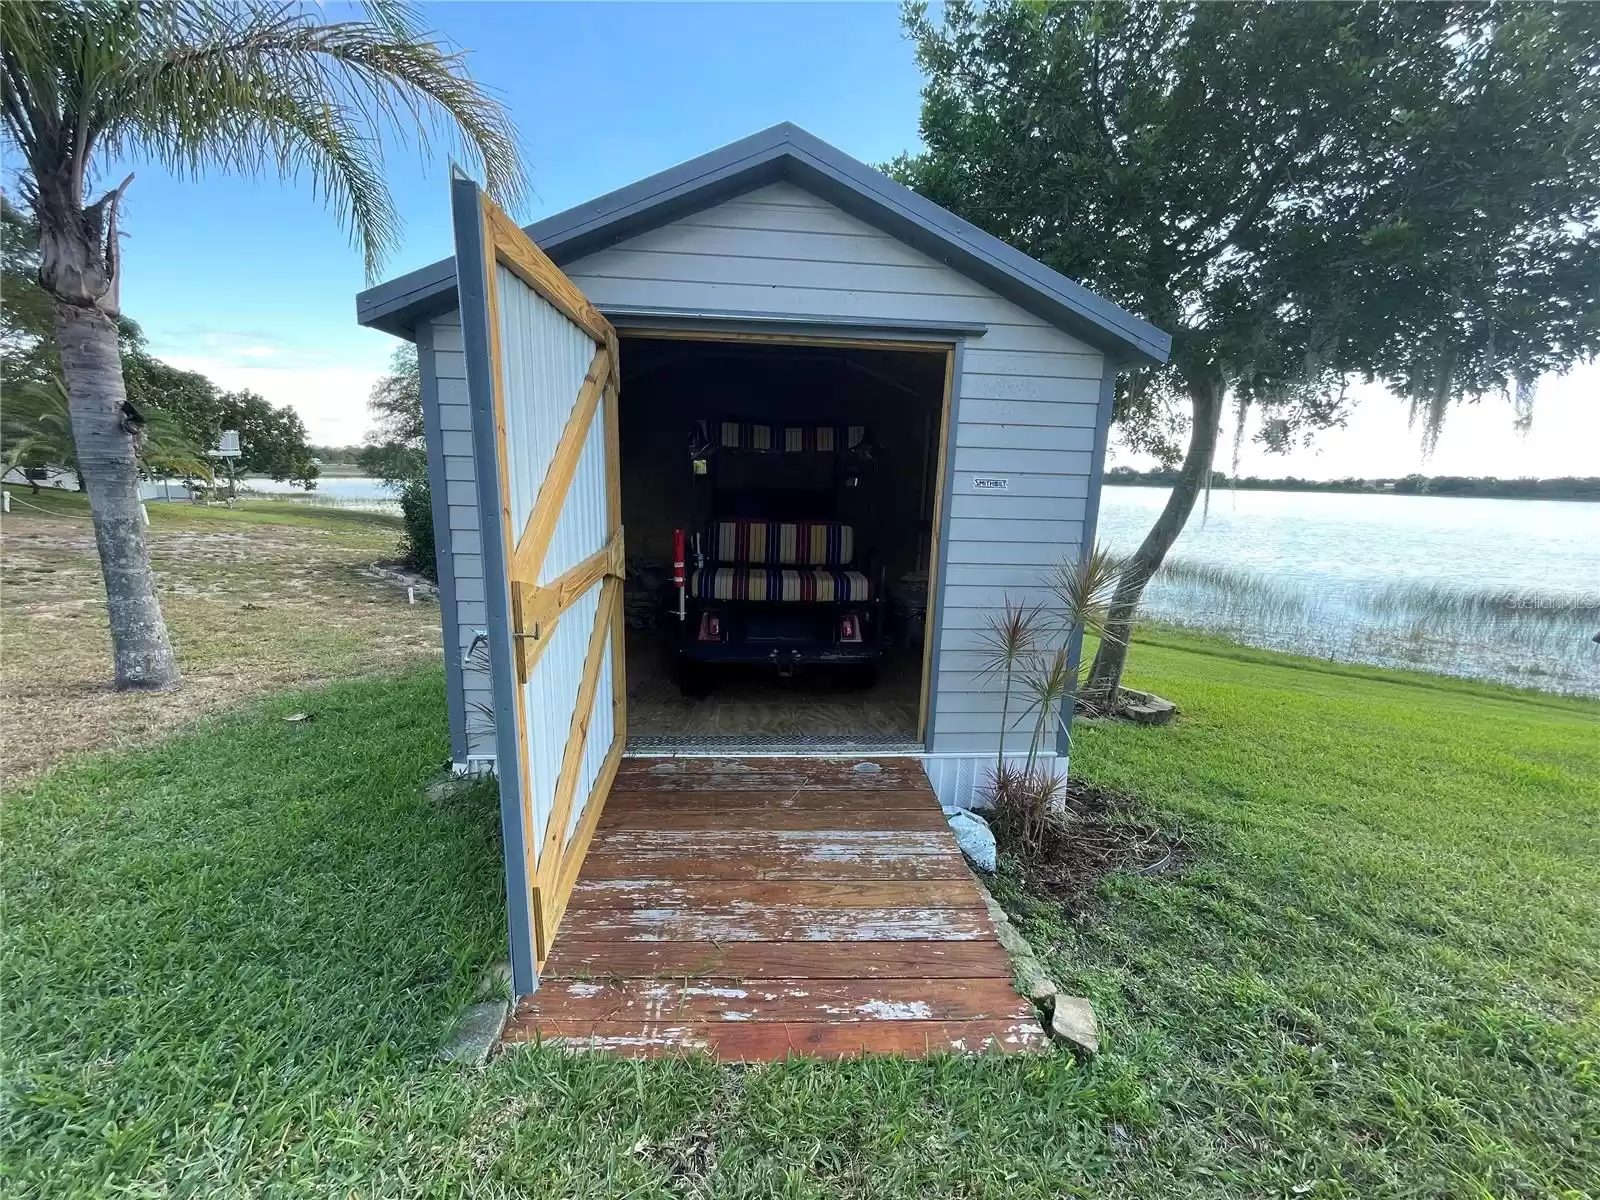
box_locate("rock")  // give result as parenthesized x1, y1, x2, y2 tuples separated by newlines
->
(995, 920, 1032, 957)
(477, 961, 513, 999)
(976, 890, 1009, 927)
(1119, 689, 1177, 725)
(1014, 956, 1059, 1006)
(425, 775, 466, 803)
(944, 808, 996, 873)
(1049, 995, 1100, 1057)
(439, 1000, 508, 1067)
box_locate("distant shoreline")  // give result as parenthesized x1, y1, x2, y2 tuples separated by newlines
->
(1105, 475, 1600, 502)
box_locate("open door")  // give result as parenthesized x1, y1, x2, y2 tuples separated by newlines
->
(452, 177, 625, 995)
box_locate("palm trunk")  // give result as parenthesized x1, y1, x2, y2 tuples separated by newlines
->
(1083, 375, 1224, 711)
(54, 301, 180, 690)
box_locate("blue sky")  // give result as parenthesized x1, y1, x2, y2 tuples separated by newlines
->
(53, 2, 1597, 476)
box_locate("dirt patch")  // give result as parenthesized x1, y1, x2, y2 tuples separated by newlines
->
(1, 505, 441, 785)
(1000, 779, 1190, 914)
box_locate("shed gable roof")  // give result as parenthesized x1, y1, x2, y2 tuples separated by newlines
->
(356, 123, 1170, 365)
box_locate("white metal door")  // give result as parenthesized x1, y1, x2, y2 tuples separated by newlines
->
(453, 177, 625, 994)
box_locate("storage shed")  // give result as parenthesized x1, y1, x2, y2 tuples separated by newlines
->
(357, 124, 1169, 999)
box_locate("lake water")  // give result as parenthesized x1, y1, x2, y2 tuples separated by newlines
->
(236, 475, 399, 512)
(245, 475, 393, 500)
(231, 475, 1600, 695)
(1098, 487, 1600, 696)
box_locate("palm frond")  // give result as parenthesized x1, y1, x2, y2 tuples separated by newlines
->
(140, 407, 213, 481)
(1018, 645, 1079, 768)
(0, 374, 210, 481)
(2, 0, 526, 279)
(1, 377, 78, 471)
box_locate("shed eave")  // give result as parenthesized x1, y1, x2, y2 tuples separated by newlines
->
(355, 123, 1172, 365)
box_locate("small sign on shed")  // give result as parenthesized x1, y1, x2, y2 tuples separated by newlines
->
(971, 475, 1009, 491)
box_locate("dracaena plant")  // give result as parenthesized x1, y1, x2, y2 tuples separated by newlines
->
(978, 545, 1127, 841)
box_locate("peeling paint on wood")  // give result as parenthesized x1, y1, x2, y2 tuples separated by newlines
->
(560, 903, 992, 942)
(513, 978, 1030, 1026)
(503, 758, 1047, 1061)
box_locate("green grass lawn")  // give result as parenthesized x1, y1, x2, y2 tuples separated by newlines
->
(4, 632, 1596, 1197)
(5, 486, 402, 532)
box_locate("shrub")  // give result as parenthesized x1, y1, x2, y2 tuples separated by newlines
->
(398, 476, 436, 580)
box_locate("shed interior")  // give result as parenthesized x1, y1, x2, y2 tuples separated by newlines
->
(617, 333, 949, 748)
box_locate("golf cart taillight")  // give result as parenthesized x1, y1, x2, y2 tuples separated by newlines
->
(698, 612, 722, 641)
(839, 614, 862, 643)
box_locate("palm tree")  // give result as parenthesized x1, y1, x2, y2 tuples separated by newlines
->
(2, 375, 213, 492)
(0, 0, 523, 689)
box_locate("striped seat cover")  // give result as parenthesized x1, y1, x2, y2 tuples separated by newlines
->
(712, 519, 854, 566)
(690, 567, 872, 603)
(701, 419, 867, 453)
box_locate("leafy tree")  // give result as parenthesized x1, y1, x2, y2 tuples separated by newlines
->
(897, 0, 1599, 708)
(360, 345, 435, 577)
(222, 390, 318, 487)
(122, 350, 320, 486)
(308, 444, 365, 466)
(0, 198, 56, 388)
(1, 0, 523, 690)
(359, 346, 425, 486)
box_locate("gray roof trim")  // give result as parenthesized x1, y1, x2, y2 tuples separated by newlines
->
(356, 123, 1171, 365)
(603, 304, 986, 342)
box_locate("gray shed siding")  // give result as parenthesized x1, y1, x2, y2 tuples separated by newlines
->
(425, 180, 1106, 763)
(420, 308, 499, 762)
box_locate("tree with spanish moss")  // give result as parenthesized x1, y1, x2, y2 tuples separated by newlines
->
(1, 0, 524, 689)
(896, 0, 1600, 710)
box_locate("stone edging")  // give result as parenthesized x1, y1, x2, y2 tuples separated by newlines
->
(975, 883, 1100, 1057)
(362, 563, 440, 598)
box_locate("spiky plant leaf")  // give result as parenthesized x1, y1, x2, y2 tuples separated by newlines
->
(973, 597, 1045, 683)
(1049, 543, 1128, 643)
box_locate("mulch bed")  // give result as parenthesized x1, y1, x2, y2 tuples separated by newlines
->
(998, 779, 1190, 914)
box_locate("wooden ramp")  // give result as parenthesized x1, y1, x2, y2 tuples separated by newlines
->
(501, 757, 1046, 1061)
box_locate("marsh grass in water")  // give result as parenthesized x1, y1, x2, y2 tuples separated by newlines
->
(1144, 557, 1600, 695)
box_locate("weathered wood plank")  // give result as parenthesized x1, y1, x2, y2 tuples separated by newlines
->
(568, 879, 982, 912)
(511, 1018, 1049, 1060)
(588, 828, 961, 857)
(502, 753, 1048, 1061)
(513, 977, 1032, 1025)
(576, 848, 970, 882)
(556, 903, 994, 943)
(541, 940, 1016, 981)
(602, 789, 942, 813)
(598, 806, 950, 833)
